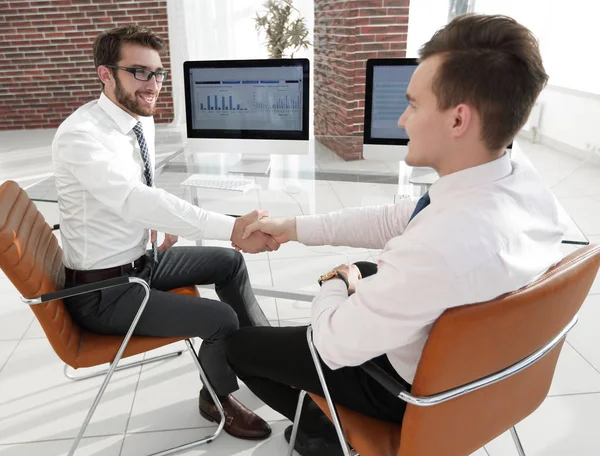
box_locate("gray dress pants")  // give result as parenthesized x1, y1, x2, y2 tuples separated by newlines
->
(65, 246, 269, 396)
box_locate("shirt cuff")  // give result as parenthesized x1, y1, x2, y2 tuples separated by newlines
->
(312, 279, 348, 320)
(202, 212, 236, 241)
(320, 278, 348, 294)
(296, 215, 326, 245)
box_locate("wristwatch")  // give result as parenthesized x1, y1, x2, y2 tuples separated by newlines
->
(318, 269, 350, 290)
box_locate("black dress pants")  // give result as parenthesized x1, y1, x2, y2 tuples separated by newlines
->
(65, 246, 269, 396)
(226, 261, 411, 438)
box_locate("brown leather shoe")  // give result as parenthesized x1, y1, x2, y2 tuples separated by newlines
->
(199, 393, 272, 440)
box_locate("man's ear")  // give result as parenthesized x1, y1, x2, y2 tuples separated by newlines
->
(449, 103, 472, 140)
(97, 65, 113, 86)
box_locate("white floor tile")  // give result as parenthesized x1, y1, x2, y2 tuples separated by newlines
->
(128, 341, 285, 435)
(584, 235, 600, 295)
(259, 298, 279, 321)
(246, 260, 274, 287)
(121, 420, 292, 456)
(558, 196, 600, 235)
(0, 339, 141, 444)
(0, 341, 18, 373)
(279, 318, 311, 327)
(0, 129, 55, 187)
(21, 318, 46, 339)
(127, 341, 208, 434)
(522, 141, 586, 188)
(485, 393, 600, 456)
(548, 342, 600, 396)
(312, 181, 345, 214)
(276, 298, 313, 321)
(552, 163, 600, 197)
(0, 288, 34, 341)
(0, 434, 123, 456)
(567, 294, 600, 371)
(469, 449, 489, 456)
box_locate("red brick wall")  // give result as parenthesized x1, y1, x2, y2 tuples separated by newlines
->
(0, 0, 174, 130)
(314, 0, 410, 160)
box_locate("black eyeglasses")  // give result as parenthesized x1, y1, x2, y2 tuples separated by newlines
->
(105, 65, 168, 83)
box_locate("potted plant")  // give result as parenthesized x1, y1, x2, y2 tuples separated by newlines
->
(254, 0, 311, 59)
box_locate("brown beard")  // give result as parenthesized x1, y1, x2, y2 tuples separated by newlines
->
(114, 74, 156, 117)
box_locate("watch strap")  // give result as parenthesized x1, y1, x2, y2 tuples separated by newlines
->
(318, 269, 349, 290)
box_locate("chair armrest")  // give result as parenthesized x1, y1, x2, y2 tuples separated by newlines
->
(360, 361, 409, 397)
(21, 276, 135, 305)
(360, 316, 577, 407)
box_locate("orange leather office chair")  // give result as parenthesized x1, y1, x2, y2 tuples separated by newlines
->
(289, 244, 600, 456)
(0, 180, 225, 456)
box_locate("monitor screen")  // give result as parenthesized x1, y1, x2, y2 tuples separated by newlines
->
(363, 58, 513, 150)
(183, 59, 309, 141)
(364, 58, 418, 146)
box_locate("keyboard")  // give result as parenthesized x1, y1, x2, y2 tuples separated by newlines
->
(180, 174, 256, 192)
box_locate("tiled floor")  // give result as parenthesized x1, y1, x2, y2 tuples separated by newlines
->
(1, 129, 600, 456)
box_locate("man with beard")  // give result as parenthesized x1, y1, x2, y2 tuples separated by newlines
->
(52, 25, 275, 440)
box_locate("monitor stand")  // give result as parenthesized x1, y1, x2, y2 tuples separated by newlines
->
(228, 155, 272, 175)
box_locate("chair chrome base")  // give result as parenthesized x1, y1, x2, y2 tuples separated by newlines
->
(65, 278, 225, 456)
(63, 349, 184, 381)
(149, 339, 225, 456)
(510, 426, 527, 456)
(288, 327, 353, 456)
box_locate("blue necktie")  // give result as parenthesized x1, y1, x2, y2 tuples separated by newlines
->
(408, 192, 430, 224)
(132, 122, 158, 264)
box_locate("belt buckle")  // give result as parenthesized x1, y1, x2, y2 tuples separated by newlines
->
(130, 260, 136, 271)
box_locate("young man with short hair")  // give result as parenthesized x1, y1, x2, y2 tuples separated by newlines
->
(226, 14, 564, 455)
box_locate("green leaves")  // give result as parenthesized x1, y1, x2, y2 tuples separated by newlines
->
(254, 0, 312, 59)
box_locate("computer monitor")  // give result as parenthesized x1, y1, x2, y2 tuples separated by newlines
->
(363, 58, 513, 163)
(183, 58, 310, 155)
(363, 58, 417, 161)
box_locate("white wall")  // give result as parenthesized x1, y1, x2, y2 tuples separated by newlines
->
(475, 0, 600, 96)
(167, 0, 314, 126)
(473, 0, 600, 156)
(406, 0, 448, 57)
(405, 0, 600, 156)
(537, 86, 600, 154)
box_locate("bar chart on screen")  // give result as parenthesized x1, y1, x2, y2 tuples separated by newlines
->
(198, 93, 249, 111)
(192, 79, 302, 130)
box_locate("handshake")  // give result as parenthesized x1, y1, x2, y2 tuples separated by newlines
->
(230, 210, 296, 254)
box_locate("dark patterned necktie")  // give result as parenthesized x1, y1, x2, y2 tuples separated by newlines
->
(132, 122, 158, 264)
(408, 191, 430, 224)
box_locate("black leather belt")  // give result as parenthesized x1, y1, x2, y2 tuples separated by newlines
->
(65, 255, 146, 284)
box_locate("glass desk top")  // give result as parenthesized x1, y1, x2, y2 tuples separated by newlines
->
(26, 138, 589, 246)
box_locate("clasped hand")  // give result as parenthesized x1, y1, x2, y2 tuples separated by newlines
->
(230, 210, 281, 253)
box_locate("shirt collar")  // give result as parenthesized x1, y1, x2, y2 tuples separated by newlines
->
(98, 92, 139, 135)
(429, 152, 513, 201)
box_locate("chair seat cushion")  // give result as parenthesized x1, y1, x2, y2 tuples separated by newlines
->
(309, 393, 402, 456)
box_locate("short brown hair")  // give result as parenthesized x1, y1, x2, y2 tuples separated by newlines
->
(93, 25, 165, 84)
(419, 14, 548, 151)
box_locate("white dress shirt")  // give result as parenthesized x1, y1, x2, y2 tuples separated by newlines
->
(296, 153, 565, 384)
(52, 93, 235, 270)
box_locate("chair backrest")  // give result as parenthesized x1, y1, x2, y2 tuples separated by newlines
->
(399, 244, 600, 456)
(0, 180, 81, 366)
